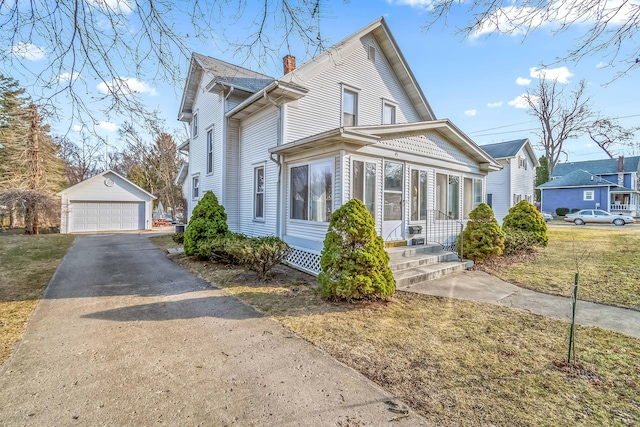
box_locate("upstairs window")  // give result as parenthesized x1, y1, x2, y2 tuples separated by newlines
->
(192, 112, 198, 138)
(192, 176, 200, 199)
(342, 89, 358, 126)
(383, 102, 396, 125)
(206, 129, 213, 174)
(254, 166, 265, 219)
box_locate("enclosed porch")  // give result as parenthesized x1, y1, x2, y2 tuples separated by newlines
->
(610, 190, 640, 217)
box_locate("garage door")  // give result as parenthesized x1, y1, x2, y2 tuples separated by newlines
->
(70, 202, 144, 232)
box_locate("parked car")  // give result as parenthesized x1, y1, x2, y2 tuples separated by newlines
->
(541, 212, 553, 222)
(563, 209, 636, 226)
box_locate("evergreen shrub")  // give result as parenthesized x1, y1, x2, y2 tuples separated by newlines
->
(318, 199, 395, 301)
(503, 229, 540, 256)
(502, 200, 548, 246)
(172, 232, 184, 244)
(556, 207, 570, 216)
(457, 203, 505, 262)
(183, 191, 229, 257)
(234, 236, 291, 281)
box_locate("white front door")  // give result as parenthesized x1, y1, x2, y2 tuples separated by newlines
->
(382, 160, 404, 241)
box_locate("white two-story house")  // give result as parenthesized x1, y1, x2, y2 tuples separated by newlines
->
(177, 17, 500, 274)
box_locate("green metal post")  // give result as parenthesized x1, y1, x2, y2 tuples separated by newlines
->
(567, 272, 579, 364)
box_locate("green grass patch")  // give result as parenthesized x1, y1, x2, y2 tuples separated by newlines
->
(0, 233, 75, 364)
(152, 235, 640, 426)
(482, 227, 640, 310)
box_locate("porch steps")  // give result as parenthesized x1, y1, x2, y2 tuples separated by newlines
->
(386, 244, 473, 288)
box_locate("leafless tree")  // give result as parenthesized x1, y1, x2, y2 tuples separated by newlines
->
(57, 135, 104, 185)
(586, 117, 640, 159)
(424, 0, 640, 77)
(0, 1, 329, 129)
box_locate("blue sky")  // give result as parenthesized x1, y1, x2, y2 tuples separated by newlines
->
(5, 0, 639, 161)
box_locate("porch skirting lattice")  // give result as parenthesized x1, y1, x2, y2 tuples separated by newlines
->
(286, 247, 321, 275)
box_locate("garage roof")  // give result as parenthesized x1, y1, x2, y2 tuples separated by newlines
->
(59, 170, 156, 200)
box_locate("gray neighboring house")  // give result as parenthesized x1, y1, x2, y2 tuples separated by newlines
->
(481, 139, 539, 223)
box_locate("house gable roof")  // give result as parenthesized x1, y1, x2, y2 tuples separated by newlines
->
(278, 17, 436, 121)
(178, 53, 275, 121)
(537, 169, 622, 189)
(553, 156, 640, 177)
(481, 139, 539, 167)
(58, 170, 156, 200)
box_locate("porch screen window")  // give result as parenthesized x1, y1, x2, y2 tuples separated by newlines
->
(410, 170, 428, 221)
(463, 178, 483, 219)
(343, 90, 357, 126)
(254, 166, 264, 219)
(384, 161, 403, 221)
(435, 173, 459, 219)
(352, 160, 376, 217)
(290, 161, 333, 222)
(584, 190, 594, 201)
(206, 129, 213, 174)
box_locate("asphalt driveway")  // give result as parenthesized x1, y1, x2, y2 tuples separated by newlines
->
(0, 233, 424, 426)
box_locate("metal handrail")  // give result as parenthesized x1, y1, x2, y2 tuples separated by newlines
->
(425, 210, 465, 260)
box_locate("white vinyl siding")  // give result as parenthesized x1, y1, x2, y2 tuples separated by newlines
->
(225, 121, 240, 231)
(285, 34, 421, 144)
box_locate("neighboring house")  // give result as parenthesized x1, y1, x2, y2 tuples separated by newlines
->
(538, 156, 640, 216)
(481, 139, 539, 223)
(177, 17, 500, 274)
(59, 170, 156, 233)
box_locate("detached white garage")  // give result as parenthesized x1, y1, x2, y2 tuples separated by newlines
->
(59, 170, 156, 234)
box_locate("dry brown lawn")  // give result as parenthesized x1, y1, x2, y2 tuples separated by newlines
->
(0, 233, 75, 364)
(151, 234, 640, 427)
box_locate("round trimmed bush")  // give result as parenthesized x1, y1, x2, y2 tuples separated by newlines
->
(502, 200, 548, 246)
(318, 199, 395, 301)
(457, 203, 505, 262)
(556, 207, 569, 216)
(184, 191, 229, 257)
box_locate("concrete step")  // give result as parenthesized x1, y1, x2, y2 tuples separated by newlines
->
(386, 244, 451, 259)
(388, 251, 459, 272)
(394, 261, 472, 288)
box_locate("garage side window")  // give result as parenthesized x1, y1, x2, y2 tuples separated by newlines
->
(192, 176, 200, 199)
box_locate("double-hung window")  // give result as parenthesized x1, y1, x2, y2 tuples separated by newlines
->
(192, 112, 198, 138)
(254, 166, 265, 219)
(436, 173, 460, 219)
(352, 160, 376, 218)
(382, 102, 396, 125)
(584, 190, 595, 201)
(342, 88, 358, 126)
(290, 160, 333, 222)
(192, 176, 200, 199)
(206, 129, 213, 174)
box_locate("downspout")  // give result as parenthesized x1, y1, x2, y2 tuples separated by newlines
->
(264, 91, 284, 238)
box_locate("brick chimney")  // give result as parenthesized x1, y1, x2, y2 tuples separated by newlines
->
(283, 54, 296, 74)
(618, 156, 625, 172)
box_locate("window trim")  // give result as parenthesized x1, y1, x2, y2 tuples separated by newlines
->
(289, 158, 334, 223)
(583, 190, 595, 201)
(192, 175, 200, 200)
(206, 128, 214, 175)
(254, 164, 265, 221)
(382, 100, 397, 125)
(341, 84, 360, 127)
(192, 111, 199, 138)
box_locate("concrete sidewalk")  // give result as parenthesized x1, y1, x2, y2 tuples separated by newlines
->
(0, 233, 425, 426)
(398, 270, 640, 339)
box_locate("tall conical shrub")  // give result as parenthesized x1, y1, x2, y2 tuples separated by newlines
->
(184, 191, 229, 257)
(458, 203, 505, 262)
(502, 200, 548, 246)
(318, 199, 395, 300)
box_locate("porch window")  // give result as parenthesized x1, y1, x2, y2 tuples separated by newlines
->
(206, 128, 213, 174)
(384, 161, 403, 221)
(436, 173, 459, 219)
(192, 176, 199, 199)
(584, 190, 594, 201)
(463, 178, 483, 219)
(290, 160, 333, 222)
(383, 102, 396, 125)
(342, 89, 358, 126)
(352, 160, 376, 217)
(513, 194, 522, 205)
(410, 169, 428, 221)
(254, 166, 264, 219)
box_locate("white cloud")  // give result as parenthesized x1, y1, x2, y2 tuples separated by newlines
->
(10, 42, 46, 61)
(508, 94, 535, 109)
(529, 66, 574, 84)
(464, 109, 477, 117)
(57, 72, 81, 82)
(487, 101, 503, 108)
(596, 61, 608, 69)
(516, 77, 531, 86)
(72, 125, 83, 132)
(87, 0, 134, 15)
(96, 121, 119, 132)
(97, 77, 158, 96)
